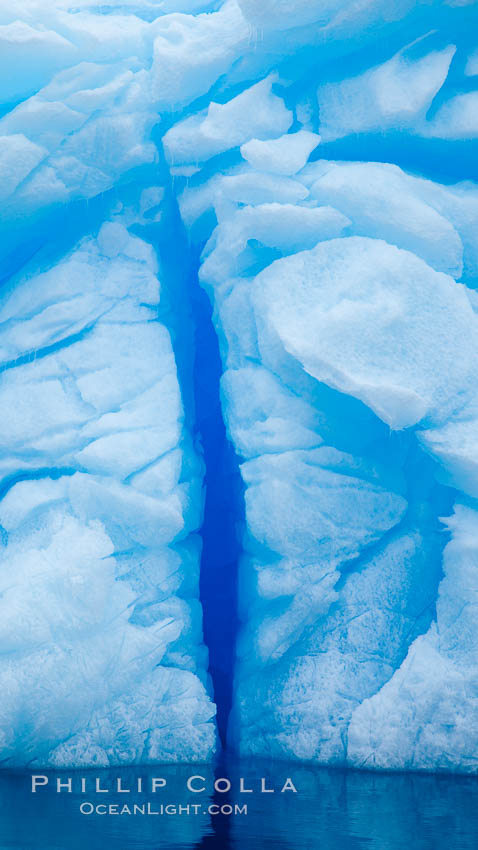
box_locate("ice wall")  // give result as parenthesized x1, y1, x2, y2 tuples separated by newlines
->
(0, 216, 217, 767)
(1, 0, 478, 771)
(0, 6, 220, 766)
(163, 1, 478, 770)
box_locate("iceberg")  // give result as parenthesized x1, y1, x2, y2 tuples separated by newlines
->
(1, 0, 478, 773)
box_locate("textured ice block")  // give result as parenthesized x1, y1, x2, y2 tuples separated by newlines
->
(0, 223, 216, 767)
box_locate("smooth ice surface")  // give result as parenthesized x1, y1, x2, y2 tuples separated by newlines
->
(1, 0, 478, 773)
(6, 761, 478, 850)
(251, 237, 478, 429)
(240, 131, 321, 176)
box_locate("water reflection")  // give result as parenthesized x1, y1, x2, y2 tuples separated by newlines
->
(1, 759, 478, 849)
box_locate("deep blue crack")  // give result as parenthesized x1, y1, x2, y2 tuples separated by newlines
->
(143, 158, 245, 749)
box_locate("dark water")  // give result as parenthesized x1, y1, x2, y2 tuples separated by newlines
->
(1, 758, 478, 850)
